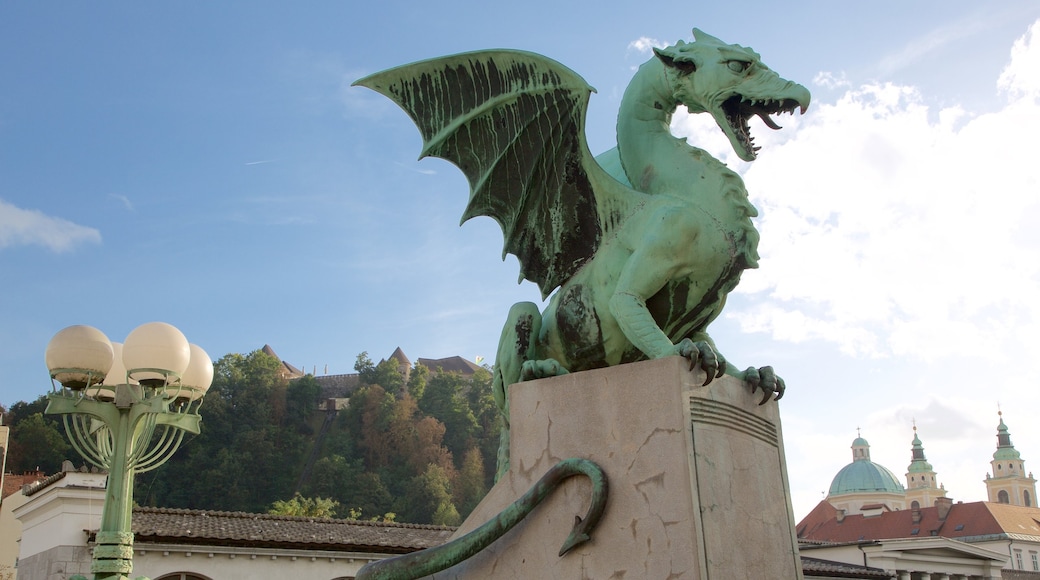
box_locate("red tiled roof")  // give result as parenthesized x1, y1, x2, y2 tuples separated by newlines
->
(130, 507, 455, 554)
(3, 471, 49, 499)
(798, 500, 1040, 543)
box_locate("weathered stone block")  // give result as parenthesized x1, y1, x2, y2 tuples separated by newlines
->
(433, 356, 802, 579)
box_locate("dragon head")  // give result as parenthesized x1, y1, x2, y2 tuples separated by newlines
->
(654, 29, 810, 162)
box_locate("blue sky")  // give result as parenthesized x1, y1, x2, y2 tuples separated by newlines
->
(3, 2, 1040, 519)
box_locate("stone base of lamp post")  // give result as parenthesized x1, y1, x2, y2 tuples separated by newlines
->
(91, 531, 136, 576)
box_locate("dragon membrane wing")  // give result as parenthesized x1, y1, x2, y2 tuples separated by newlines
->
(355, 50, 608, 299)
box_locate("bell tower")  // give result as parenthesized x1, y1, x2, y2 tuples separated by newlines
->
(985, 411, 1037, 506)
(905, 423, 946, 509)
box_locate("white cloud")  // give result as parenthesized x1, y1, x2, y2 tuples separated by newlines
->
(669, 20, 1040, 364)
(627, 37, 664, 54)
(0, 199, 101, 252)
(998, 19, 1040, 100)
(108, 193, 134, 211)
(812, 71, 850, 90)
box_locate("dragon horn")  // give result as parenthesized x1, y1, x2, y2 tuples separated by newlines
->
(692, 28, 724, 45)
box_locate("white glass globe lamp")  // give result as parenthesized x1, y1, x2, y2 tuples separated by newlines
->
(122, 322, 190, 386)
(45, 325, 115, 390)
(172, 343, 214, 402)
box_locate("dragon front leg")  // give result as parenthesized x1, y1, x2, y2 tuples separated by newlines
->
(610, 291, 725, 386)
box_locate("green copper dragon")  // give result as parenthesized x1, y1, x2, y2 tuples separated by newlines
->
(353, 29, 810, 578)
(357, 28, 809, 477)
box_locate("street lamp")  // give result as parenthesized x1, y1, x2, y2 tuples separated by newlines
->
(44, 322, 212, 580)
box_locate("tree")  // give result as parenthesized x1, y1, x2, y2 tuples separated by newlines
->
(355, 351, 405, 393)
(407, 363, 429, 401)
(286, 374, 321, 433)
(7, 413, 71, 474)
(466, 367, 503, 487)
(419, 371, 479, 467)
(456, 447, 488, 516)
(404, 464, 461, 526)
(141, 349, 307, 513)
(269, 493, 339, 518)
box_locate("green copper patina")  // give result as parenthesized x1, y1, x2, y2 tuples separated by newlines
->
(354, 28, 808, 574)
(357, 28, 808, 479)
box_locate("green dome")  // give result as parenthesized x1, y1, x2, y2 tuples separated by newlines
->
(829, 461, 906, 495)
(829, 435, 905, 496)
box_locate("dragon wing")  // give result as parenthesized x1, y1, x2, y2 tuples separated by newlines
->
(355, 50, 632, 299)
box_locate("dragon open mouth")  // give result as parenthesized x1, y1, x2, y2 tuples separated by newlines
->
(721, 95, 805, 160)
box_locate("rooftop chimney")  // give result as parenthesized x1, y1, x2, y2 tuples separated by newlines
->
(935, 497, 953, 521)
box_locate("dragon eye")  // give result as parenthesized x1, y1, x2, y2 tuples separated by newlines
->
(727, 60, 749, 73)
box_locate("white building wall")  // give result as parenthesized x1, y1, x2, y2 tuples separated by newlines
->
(134, 544, 384, 580)
(0, 491, 31, 579)
(11, 473, 107, 562)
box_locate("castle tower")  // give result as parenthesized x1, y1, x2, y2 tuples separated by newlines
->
(985, 411, 1037, 506)
(904, 423, 946, 509)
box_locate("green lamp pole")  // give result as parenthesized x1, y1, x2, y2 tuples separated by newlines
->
(44, 322, 213, 580)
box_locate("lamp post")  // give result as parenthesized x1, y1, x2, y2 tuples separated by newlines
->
(44, 322, 212, 580)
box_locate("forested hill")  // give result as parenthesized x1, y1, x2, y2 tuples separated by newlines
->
(1, 349, 502, 526)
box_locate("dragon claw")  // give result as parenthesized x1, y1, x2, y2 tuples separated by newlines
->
(674, 339, 726, 386)
(744, 365, 785, 405)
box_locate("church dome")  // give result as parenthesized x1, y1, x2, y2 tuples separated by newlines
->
(829, 461, 906, 495)
(828, 435, 906, 496)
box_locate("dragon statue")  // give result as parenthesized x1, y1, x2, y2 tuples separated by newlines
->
(358, 28, 809, 477)
(353, 28, 809, 578)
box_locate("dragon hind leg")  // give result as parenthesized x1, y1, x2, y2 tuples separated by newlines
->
(493, 302, 543, 481)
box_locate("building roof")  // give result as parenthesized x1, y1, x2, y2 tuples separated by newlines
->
(906, 431, 933, 474)
(262, 344, 305, 379)
(2, 470, 48, 499)
(129, 507, 889, 577)
(829, 462, 905, 496)
(416, 356, 483, 376)
(798, 499, 1040, 543)
(800, 556, 893, 578)
(388, 347, 411, 367)
(829, 436, 905, 496)
(130, 507, 455, 554)
(993, 415, 1023, 461)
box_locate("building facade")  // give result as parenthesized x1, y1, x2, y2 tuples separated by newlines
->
(799, 413, 1040, 579)
(985, 412, 1037, 508)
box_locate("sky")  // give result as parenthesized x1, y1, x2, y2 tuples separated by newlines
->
(2, 1, 1040, 521)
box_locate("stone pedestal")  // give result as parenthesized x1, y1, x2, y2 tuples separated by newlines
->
(432, 356, 802, 579)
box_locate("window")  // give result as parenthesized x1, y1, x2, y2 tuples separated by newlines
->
(1031, 552, 1038, 571)
(999, 490, 1010, 504)
(1026, 490, 1032, 507)
(911, 500, 920, 509)
(1015, 550, 1024, 570)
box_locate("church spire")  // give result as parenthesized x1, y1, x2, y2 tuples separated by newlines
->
(985, 410, 1036, 506)
(905, 422, 945, 509)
